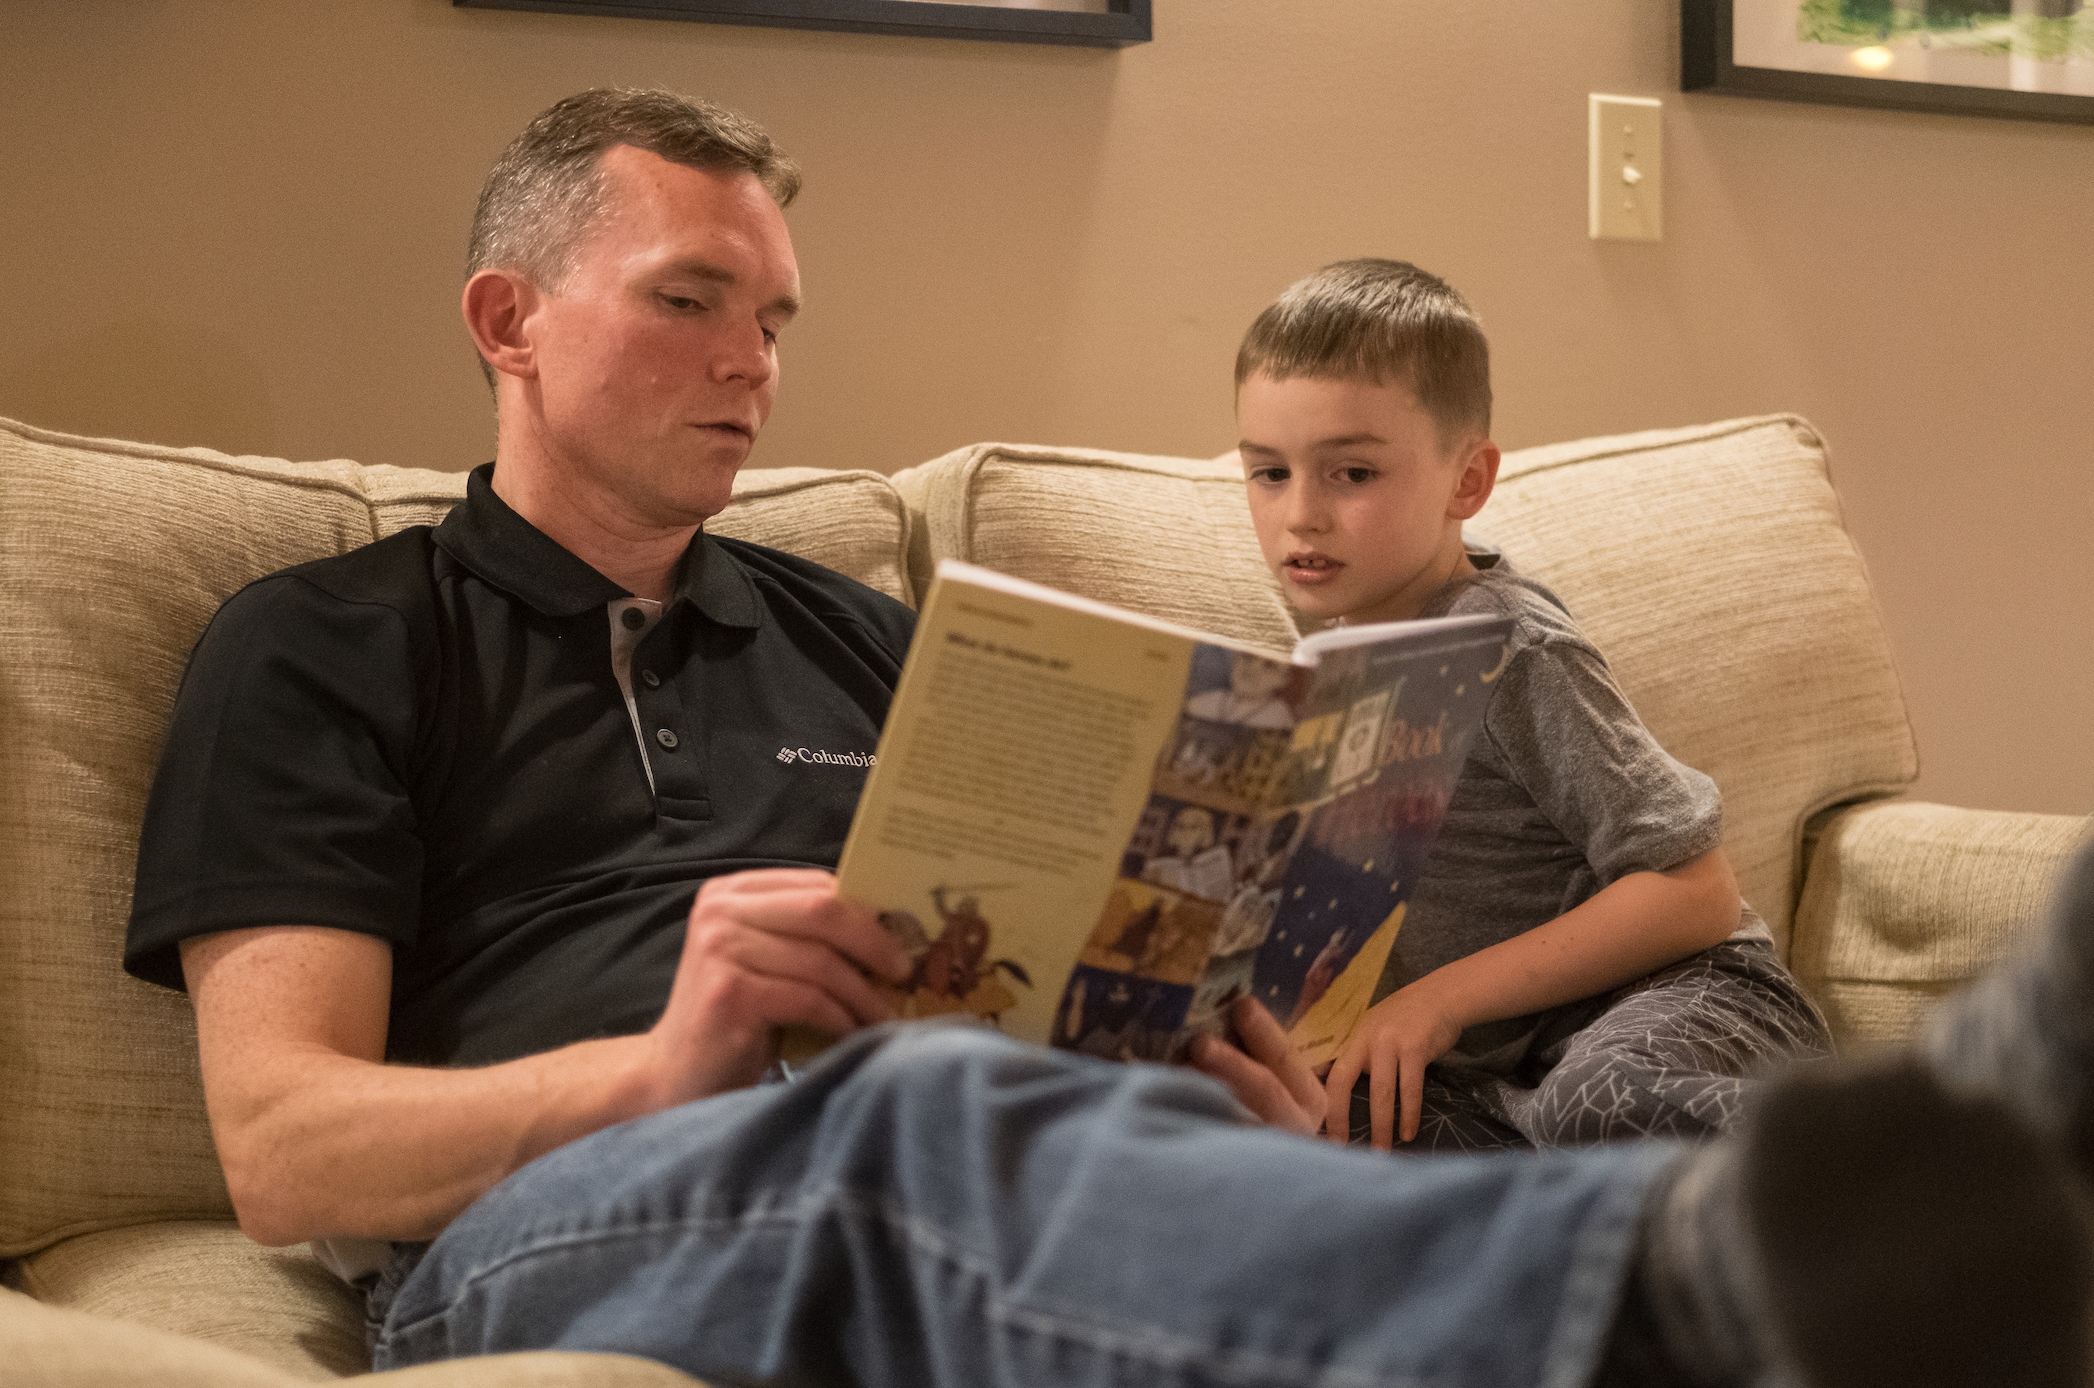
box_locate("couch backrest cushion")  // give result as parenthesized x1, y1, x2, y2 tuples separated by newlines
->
(0, 415, 910, 1254)
(891, 444, 1300, 652)
(893, 417, 1918, 954)
(1475, 416, 1916, 950)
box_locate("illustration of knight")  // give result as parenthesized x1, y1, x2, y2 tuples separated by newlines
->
(883, 885, 1032, 1022)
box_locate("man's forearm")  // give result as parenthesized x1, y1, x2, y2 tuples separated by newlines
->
(184, 925, 678, 1246)
(213, 1034, 663, 1245)
(184, 878, 910, 1247)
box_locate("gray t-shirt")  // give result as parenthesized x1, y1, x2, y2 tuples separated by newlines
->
(1376, 551, 1767, 1079)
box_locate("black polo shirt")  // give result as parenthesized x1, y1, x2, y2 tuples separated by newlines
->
(126, 464, 914, 1066)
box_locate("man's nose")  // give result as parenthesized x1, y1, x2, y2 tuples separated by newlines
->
(712, 320, 774, 387)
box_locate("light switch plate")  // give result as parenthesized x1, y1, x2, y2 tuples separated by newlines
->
(1589, 94, 1662, 242)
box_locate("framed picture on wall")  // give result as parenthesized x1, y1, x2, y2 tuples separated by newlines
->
(455, 0, 1152, 48)
(1683, 0, 2094, 124)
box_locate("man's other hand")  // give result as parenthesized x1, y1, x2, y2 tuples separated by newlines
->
(1186, 997, 1327, 1137)
(647, 869, 913, 1105)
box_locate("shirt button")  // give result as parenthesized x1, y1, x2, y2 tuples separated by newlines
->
(655, 728, 679, 749)
(641, 669, 661, 688)
(621, 607, 646, 631)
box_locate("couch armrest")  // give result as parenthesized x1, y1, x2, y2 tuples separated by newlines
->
(0, 1285, 706, 1387)
(1789, 800, 2091, 1048)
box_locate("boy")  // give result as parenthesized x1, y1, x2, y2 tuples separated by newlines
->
(1234, 259, 1831, 1150)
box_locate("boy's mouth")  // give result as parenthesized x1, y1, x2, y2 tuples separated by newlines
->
(1283, 551, 1343, 583)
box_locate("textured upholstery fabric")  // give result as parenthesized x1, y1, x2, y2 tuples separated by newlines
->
(19, 1221, 367, 1379)
(891, 444, 1300, 653)
(892, 417, 1919, 954)
(2, 1286, 299, 1388)
(0, 414, 911, 1259)
(0, 1287, 703, 1386)
(1791, 799, 2093, 1045)
(353, 460, 915, 602)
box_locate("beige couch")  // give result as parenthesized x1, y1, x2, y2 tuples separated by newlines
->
(2, 411, 2084, 1385)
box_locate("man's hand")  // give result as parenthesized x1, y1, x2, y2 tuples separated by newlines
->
(1322, 977, 1465, 1149)
(644, 868, 913, 1106)
(183, 869, 912, 1246)
(1186, 997, 1327, 1136)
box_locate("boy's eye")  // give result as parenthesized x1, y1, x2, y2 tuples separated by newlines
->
(1338, 466, 1376, 484)
(1248, 465, 1289, 484)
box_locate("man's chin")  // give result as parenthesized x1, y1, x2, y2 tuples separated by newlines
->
(670, 448, 749, 525)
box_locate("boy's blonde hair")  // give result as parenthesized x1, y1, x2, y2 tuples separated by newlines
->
(1234, 259, 1491, 442)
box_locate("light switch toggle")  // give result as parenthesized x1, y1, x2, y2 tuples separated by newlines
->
(1589, 94, 1662, 242)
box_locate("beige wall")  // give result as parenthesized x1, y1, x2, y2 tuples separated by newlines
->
(4, 0, 2088, 816)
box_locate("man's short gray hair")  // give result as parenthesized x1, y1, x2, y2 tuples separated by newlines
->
(466, 90, 801, 384)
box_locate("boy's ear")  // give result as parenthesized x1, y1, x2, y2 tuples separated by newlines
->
(1447, 438, 1500, 522)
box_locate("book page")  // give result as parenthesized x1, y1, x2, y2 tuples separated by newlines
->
(1227, 618, 1514, 1068)
(836, 569, 1192, 1049)
(1063, 640, 1308, 1059)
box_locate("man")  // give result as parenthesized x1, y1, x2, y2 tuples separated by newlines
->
(130, 90, 2092, 1388)
(124, 88, 915, 1270)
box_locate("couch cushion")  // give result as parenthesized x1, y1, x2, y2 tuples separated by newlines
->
(891, 444, 1299, 653)
(18, 1221, 365, 1380)
(1790, 800, 2092, 1045)
(0, 1283, 704, 1386)
(1475, 415, 1918, 952)
(895, 418, 1917, 957)
(0, 415, 910, 1256)
(353, 462, 914, 602)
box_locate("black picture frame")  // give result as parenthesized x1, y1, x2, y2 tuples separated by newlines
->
(1683, 0, 2094, 125)
(456, 0, 1152, 48)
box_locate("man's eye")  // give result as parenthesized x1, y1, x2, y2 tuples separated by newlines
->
(661, 294, 702, 311)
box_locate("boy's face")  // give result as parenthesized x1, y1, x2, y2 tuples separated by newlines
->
(1237, 371, 1497, 627)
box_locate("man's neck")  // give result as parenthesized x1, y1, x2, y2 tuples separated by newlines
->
(489, 452, 695, 605)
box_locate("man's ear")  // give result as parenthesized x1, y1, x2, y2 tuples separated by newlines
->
(461, 268, 542, 382)
(1448, 437, 1501, 522)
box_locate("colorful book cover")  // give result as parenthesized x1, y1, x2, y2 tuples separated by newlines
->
(824, 561, 1510, 1069)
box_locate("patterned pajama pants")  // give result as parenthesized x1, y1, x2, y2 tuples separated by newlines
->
(1354, 937, 1834, 1152)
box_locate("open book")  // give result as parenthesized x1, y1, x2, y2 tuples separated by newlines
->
(823, 561, 1512, 1069)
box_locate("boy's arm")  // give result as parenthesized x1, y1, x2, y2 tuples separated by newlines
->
(1323, 845, 1740, 1148)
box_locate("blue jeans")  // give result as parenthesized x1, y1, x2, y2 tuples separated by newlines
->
(373, 1023, 1682, 1387)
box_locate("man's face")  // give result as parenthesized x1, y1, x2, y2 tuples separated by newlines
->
(526, 144, 801, 527)
(1237, 371, 1483, 627)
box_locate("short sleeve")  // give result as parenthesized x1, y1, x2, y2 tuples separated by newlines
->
(124, 576, 427, 990)
(1482, 635, 1723, 886)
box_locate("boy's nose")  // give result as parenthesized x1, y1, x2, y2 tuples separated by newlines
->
(1286, 493, 1328, 534)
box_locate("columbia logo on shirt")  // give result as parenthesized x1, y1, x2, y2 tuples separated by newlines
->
(777, 747, 879, 767)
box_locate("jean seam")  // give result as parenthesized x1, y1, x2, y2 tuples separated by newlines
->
(1535, 1144, 1680, 1388)
(387, 1184, 1448, 1388)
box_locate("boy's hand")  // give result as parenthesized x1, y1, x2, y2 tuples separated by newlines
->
(1323, 977, 1466, 1149)
(1186, 997, 1327, 1137)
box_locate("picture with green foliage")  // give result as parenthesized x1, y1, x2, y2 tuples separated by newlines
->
(1799, 0, 2094, 63)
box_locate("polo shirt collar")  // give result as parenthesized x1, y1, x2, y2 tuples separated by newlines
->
(434, 463, 761, 629)
(675, 524, 763, 631)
